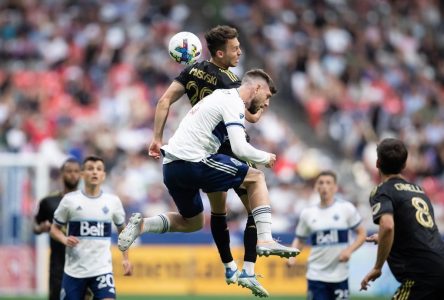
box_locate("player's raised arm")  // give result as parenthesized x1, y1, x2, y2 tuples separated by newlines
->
(148, 81, 185, 159)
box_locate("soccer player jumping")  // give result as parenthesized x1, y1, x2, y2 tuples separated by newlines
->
(145, 25, 273, 297)
(118, 69, 300, 293)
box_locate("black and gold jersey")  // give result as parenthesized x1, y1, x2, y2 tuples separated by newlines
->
(369, 177, 444, 284)
(174, 60, 241, 106)
(35, 192, 65, 273)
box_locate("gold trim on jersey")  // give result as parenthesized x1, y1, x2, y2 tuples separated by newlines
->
(219, 68, 239, 82)
(393, 279, 414, 300)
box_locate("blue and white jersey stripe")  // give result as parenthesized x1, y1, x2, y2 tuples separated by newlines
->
(53, 190, 126, 278)
(295, 198, 362, 282)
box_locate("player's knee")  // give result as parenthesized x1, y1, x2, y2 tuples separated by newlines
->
(246, 168, 265, 184)
(184, 213, 204, 232)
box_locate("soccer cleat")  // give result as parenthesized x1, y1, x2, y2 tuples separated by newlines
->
(256, 240, 300, 258)
(237, 270, 269, 298)
(225, 267, 240, 285)
(118, 213, 142, 251)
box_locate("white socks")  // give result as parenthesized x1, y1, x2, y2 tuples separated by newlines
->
(224, 261, 237, 271)
(252, 205, 273, 242)
(142, 214, 170, 233)
(242, 261, 255, 276)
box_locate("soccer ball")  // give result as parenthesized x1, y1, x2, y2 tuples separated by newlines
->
(168, 31, 202, 65)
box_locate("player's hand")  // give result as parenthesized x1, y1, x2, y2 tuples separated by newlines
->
(148, 139, 162, 159)
(360, 268, 382, 291)
(286, 257, 296, 267)
(339, 248, 352, 262)
(65, 236, 80, 248)
(366, 233, 379, 244)
(38, 220, 52, 232)
(122, 259, 133, 276)
(265, 153, 276, 168)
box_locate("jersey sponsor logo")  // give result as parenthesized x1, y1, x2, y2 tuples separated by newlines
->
(189, 67, 217, 85)
(372, 203, 381, 215)
(68, 221, 111, 238)
(311, 229, 349, 246)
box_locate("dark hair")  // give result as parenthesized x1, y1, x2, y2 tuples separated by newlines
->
(316, 170, 337, 183)
(242, 69, 278, 94)
(204, 25, 239, 57)
(377, 138, 408, 175)
(60, 158, 80, 171)
(82, 155, 105, 169)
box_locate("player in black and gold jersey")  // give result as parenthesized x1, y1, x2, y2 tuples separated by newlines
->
(360, 138, 444, 300)
(148, 25, 269, 297)
(34, 158, 81, 300)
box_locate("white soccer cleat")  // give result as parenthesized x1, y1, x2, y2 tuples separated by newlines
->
(256, 241, 300, 258)
(225, 267, 240, 285)
(237, 270, 269, 298)
(118, 213, 142, 251)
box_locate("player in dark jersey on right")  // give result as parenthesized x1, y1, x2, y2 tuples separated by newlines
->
(148, 25, 269, 297)
(360, 138, 444, 300)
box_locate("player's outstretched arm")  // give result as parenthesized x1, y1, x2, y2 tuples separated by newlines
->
(148, 81, 185, 159)
(360, 214, 394, 291)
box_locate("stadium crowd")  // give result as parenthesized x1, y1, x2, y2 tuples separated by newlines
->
(1, 0, 444, 233)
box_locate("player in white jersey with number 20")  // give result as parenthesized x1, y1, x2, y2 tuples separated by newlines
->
(288, 171, 366, 300)
(51, 156, 132, 300)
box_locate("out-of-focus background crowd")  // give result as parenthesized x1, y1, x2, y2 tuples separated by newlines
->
(1, 0, 444, 236)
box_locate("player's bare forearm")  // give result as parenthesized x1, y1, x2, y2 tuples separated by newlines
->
(152, 98, 170, 141)
(34, 220, 51, 234)
(287, 238, 304, 267)
(374, 214, 394, 269)
(152, 81, 185, 140)
(350, 224, 367, 253)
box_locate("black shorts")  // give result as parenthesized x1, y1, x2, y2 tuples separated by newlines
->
(392, 279, 444, 300)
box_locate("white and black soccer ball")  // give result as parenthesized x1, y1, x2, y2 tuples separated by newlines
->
(168, 31, 202, 65)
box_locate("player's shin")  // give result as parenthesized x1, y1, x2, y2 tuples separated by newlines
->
(142, 214, 170, 233)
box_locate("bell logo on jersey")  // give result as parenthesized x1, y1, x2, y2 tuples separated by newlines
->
(316, 230, 339, 245)
(69, 220, 112, 238)
(80, 221, 105, 237)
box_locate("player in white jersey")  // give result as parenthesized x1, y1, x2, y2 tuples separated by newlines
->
(50, 156, 133, 300)
(119, 69, 300, 263)
(288, 171, 366, 300)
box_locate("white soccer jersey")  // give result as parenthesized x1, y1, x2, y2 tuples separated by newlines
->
(162, 88, 245, 162)
(53, 190, 125, 278)
(295, 198, 361, 282)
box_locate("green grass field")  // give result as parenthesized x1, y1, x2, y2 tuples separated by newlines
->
(0, 296, 386, 300)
